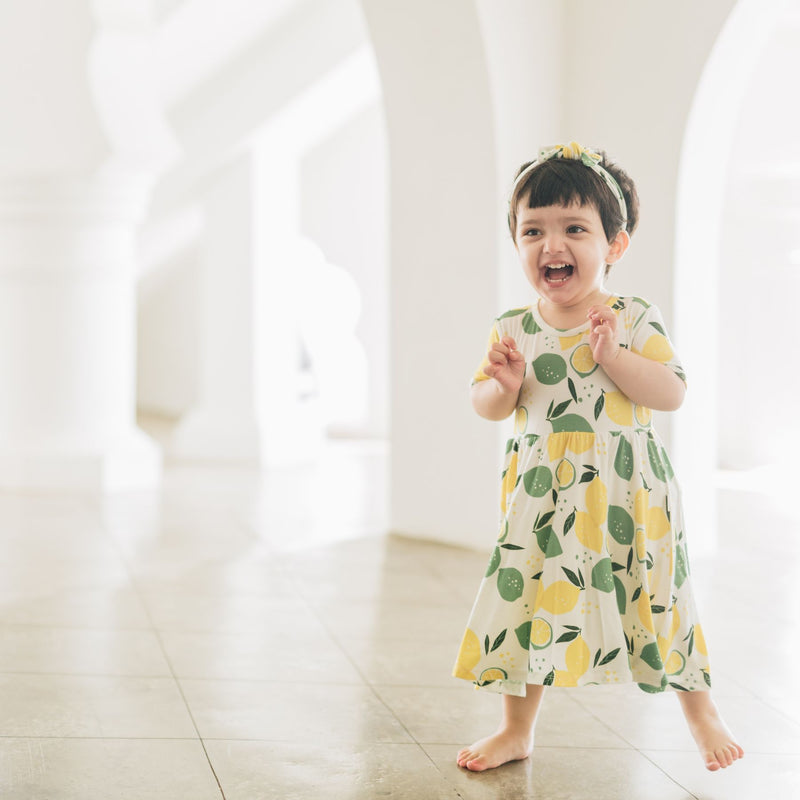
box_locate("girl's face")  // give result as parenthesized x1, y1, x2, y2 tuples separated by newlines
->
(514, 202, 629, 314)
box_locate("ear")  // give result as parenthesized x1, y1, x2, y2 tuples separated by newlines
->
(606, 230, 630, 264)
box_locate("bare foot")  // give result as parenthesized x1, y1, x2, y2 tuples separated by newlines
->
(678, 693, 744, 771)
(456, 730, 533, 772)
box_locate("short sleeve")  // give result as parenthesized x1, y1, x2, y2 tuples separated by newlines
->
(471, 321, 501, 385)
(629, 302, 687, 384)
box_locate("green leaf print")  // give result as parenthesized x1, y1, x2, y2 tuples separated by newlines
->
(607, 506, 634, 545)
(562, 567, 584, 589)
(532, 353, 567, 385)
(598, 648, 621, 667)
(590, 558, 614, 593)
(613, 436, 634, 480)
(556, 629, 580, 644)
(563, 508, 576, 536)
(523, 466, 553, 498)
(549, 399, 572, 419)
(661, 447, 675, 479)
(703, 670, 712, 688)
(594, 391, 605, 420)
(579, 465, 599, 484)
(544, 669, 555, 686)
(568, 377, 578, 402)
(649, 321, 666, 336)
(515, 621, 532, 649)
(490, 629, 507, 652)
(497, 567, 525, 601)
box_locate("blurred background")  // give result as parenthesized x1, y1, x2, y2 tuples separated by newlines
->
(0, 0, 798, 549)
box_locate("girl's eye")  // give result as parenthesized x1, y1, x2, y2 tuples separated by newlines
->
(523, 228, 541, 237)
(567, 225, 586, 234)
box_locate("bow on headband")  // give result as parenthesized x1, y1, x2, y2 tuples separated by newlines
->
(512, 141, 628, 228)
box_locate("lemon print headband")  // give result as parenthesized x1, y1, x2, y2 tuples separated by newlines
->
(511, 141, 628, 229)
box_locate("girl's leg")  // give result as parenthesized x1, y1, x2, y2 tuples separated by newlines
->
(457, 684, 545, 772)
(676, 690, 744, 770)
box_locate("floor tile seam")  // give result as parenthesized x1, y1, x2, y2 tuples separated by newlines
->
(0, 670, 182, 680)
(0, 735, 208, 742)
(305, 609, 429, 749)
(0, 622, 160, 633)
(637, 749, 700, 799)
(92, 528, 229, 800)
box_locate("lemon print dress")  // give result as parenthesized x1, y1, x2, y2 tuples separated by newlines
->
(453, 296, 711, 697)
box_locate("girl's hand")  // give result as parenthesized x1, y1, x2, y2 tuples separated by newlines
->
(483, 336, 525, 394)
(587, 305, 620, 365)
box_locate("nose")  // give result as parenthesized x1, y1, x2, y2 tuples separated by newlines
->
(543, 233, 564, 254)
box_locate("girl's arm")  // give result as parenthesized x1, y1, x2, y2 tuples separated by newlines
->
(471, 335, 525, 420)
(587, 305, 686, 411)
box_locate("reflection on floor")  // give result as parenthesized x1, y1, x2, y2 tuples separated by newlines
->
(0, 443, 798, 799)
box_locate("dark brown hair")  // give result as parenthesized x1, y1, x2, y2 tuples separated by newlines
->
(508, 151, 639, 244)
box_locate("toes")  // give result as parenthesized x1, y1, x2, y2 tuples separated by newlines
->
(466, 756, 489, 772)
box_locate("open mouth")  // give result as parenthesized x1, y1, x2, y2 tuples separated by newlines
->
(544, 264, 574, 284)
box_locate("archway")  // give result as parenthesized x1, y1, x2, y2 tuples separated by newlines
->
(674, 0, 798, 549)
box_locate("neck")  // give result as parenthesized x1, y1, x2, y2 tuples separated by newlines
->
(538, 290, 610, 328)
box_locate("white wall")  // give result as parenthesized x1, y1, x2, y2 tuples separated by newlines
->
(299, 102, 389, 439)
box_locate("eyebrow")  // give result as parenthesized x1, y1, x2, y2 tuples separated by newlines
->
(517, 215, 595, 226)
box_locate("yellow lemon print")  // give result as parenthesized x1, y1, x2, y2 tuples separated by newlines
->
(555, 458, 576, 489)
(641, 334, 674, 364)
(547, 433, 568, 461)
(565, 635, 591, 678)
(575, 511, 603, 553)
(635, 529, 648, 563)
(535, 580, 581, 615)
(634, 488, 649, 527)
(553, 670, 578, 687)
(605, 391, 634, 426)
(694, 624, 708, 656)
(478, 667, 508, 684)
(453, 628, 481, 680)
(638, 590, 655, 634)
(585, 476, 608, 525)
(570, 343, 597, 377)
(560, 332, 584, 350)
(646, 506, 670, 540)
(515, 406, 528, 435)
(501, 452, 519, 515)
(664, 650, 686, 676)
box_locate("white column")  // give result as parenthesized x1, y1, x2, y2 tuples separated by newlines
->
(169, 148, 315, 466)
(0, 0, 173, 490)
(361, 0, 499, 548)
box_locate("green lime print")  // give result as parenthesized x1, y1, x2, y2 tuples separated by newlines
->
(521, 311, 543, 335)
(590, 558, 614, 593)
(514, 620, 532, 649)
(614, 436, 634, 480)
(523, 465, 553, 497)
(457, 297, 709, 696)
(647, 438, 666, 481)
(640, 641, 664, 671)
(535, 525, 562, 558)
(607, 505, 634, 545)
(486, 546, 501, 577)
(497, 567, 525, 601)
(532, 353, 567, 384)
(550, 414, 594, 433)
(675, 542, 688, 587)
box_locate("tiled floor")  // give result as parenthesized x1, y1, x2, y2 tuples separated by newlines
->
(0, 442, 798, 799)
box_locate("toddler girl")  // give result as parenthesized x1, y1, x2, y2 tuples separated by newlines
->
(453, 142, 743, 773)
